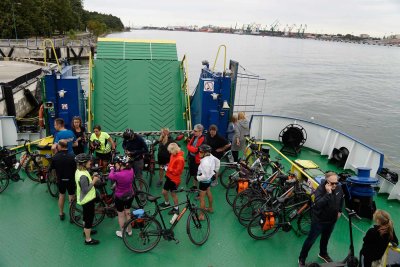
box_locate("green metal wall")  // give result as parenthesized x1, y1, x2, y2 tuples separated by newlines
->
(92, 40, 186, 132)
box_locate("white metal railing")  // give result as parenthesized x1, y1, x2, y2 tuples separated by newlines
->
(249, 114, 384, 177)
(0, 38, 94, 47)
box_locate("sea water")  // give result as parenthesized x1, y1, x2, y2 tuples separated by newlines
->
(73, 30, 400, 171)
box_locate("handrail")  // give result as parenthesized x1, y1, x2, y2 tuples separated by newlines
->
(180, 54, 192, 130)
(88, 50, 94, 132)
(246, 138, 319, 189)
(9, 136, 53, 151)
(212, 45, 227, 73)
(42, 39, 61, 72)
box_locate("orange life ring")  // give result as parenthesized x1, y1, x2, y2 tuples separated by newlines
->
(39, 104, 44, 128)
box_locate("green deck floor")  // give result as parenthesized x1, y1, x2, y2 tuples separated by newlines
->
(1, 143, 400, 267)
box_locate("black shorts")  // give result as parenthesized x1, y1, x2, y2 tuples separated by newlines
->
(158, 156, 169, 166)
(115, 197, 133, 212)
(58, 180, 76, 195)
(199, 181, 211, 191)
(188, 154, 199, 176)
(96, 152, 111, 161)
(163, 176, 178, 192)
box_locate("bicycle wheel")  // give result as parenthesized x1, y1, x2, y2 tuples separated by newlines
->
(46, 169, 58, 198)
(219, 166, 237, 189)
(297, 207, 311, 235)
(131, 191, 157, 217)
(0, 168, 10, 193)
(69, 200, 106, 228)
(25, 154, 51, 182)
(225, 181, 238, 206)
(247, 211, 280, 240)
(232, 189, 255, 217)
(122, 217, 162, 253)
(186, 208, 210, 246)
(238, 198, 267, 227)
(134, 178, 149, 193)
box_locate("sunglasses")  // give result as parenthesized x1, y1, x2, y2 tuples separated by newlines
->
(327, 181, 339, 185)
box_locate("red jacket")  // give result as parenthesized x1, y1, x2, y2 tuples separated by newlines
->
(166, 151, 185, 185)
(187, 135, 205, 164)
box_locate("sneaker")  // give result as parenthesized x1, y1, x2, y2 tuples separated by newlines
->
(116, 231, 122, 238)
(59, 213, 65, 221)
(168, 208, 179, 215)
(318, 254, 333, 263)
(84, 239, 100, 245)
(126, 230, 132, 236)
(156, 180, 163, 187)
(159, 202, 171, 208)
(298, 258, 306, 267)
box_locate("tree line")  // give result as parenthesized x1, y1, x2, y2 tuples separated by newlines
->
(0, 0, 124, 39)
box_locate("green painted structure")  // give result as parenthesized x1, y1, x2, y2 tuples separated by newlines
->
(91, 39, 187, 132)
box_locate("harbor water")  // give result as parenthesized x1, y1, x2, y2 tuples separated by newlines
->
(74, 30, 400, 171)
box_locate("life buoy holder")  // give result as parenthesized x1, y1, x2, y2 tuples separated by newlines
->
(39, 104, 45, 128)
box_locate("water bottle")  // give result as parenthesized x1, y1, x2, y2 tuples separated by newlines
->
(228, 152, 234, 163)
(14, 162, 20, 169)
(170, 214, 178, 224)
(289, 209, 297, 219)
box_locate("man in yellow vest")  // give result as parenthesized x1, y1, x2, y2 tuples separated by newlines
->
(75, 153, 100, 245)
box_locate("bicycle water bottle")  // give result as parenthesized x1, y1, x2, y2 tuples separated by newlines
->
(289, 209, 297, 219)
(170, 214, 178, 224)
(228, 152, 234, 163)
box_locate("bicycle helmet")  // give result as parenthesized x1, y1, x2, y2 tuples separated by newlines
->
(123, 128, 134, 140)
(199, 144, 212, 153)
(114, 155, 131, 164)
(92, 139, 101, 149)
(75, 153, 93, 163)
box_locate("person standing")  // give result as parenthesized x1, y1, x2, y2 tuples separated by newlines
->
(71, 116, 86, 155)
(205, 124, 231, 160)
(154, 128, 173, 187)
(108, 156, 134, 238)
(237, 112, 250, 154)
(159, 143, 185, 215)
(187, 124, 205, 189)
(196, 144, 220, 219)
(360, 209, 398, 267)
(49, 139, 76, 221)
(122, 128, 148, 187)
(51, 118, 77, 155)
(298, 172, 344, 266)
(89, 125, 115, 172)
(226, 114, 238, 144)
(75, 153, 100, 245)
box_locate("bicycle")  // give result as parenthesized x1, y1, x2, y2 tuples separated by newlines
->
(122, 188, 210, 253)
(143, 139, 156, 187)
(69, 170, 156, 228)
(0, 139, 52, 193)
(246, 180, 312, 240)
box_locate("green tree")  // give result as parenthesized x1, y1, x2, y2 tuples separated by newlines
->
(87, 20, 107, 37)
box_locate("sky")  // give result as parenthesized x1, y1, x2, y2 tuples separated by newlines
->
(84, 0, 400, 37)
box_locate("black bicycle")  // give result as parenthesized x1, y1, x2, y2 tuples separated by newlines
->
(122, 188, 210, 253)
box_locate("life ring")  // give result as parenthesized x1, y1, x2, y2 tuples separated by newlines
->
(39, 104, 44, 128)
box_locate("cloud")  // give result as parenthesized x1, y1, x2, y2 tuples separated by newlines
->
(84, 0, 400, 37)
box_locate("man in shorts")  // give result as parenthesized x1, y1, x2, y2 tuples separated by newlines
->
(50, 139, 77, 221)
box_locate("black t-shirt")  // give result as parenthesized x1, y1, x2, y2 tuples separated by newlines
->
(205, 133, 229, 159)
(50, 150, 77, 182)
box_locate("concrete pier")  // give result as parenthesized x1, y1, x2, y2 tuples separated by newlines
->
(0, 59, 49, 118)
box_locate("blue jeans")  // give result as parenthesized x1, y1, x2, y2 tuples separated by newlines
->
(299, 221, 336, 260)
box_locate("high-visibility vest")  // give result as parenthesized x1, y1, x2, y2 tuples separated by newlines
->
(75, 169, 96, 205)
